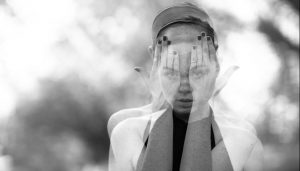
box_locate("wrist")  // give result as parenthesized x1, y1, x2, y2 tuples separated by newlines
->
(188, 102, 210, 123)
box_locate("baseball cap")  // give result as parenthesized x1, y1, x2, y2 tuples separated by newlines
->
(152, 2, 218, 48)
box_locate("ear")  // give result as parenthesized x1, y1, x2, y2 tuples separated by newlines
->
(213, 65, 239, 97)
(148, 45, 154, 59)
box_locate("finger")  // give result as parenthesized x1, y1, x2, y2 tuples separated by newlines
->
(202, 33, 209, 66)
(171, 52, 175, 71)
(173, 50, 179, 71)
(196, 35, 202, 68)
(166, 40, 173, 70)
(134, 67, 150, 90)
(213, 65, 239, 97)
(153, 40, 162, 68)
(191, 46, 197, 69)
(207, 36, 217, 63)
(161, 36, 168, 68)
(207, 36, 220, 73)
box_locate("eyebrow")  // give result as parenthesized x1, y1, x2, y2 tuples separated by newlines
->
(158, 32, 214, 44)
(190, 65, 208, 70)
(165, 37, 197, 44)
(162, 66, 179, 72)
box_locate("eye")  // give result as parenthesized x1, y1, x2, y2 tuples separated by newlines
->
(163, 68, 179, 78)
(190, 67, 210, 78)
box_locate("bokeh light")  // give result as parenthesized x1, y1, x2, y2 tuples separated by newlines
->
(0, 0, 298, 170)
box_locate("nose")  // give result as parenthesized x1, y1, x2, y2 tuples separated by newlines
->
(178, 76, 192, 94)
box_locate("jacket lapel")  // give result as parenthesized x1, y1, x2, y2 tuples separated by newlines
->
(211, 117, 234, 171)
(180, 113, 213, 171)
(136, 107, 173, 171)
(136, 108, 234, 171)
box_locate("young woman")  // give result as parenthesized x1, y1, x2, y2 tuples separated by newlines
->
(108, 3, 263, 171)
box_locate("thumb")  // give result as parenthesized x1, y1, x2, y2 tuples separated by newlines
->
(213, 65, 239, 97)
(134, 67, 151, 91)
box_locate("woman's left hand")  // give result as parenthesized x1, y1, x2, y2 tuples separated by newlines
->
(189, 33, 220, 105)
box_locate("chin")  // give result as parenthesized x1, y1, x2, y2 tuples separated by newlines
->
(173, 106, 191, 115)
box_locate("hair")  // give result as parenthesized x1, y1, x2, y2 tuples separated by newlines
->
(154, 22, 218, 51)
(152, 22, 220, 72)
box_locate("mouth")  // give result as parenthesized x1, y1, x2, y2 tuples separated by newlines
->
(177, 98, 193, 102)
(174, 98, 193, 108)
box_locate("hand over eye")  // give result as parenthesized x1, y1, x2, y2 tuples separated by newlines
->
(158, 36, 181, 106)
(160, 36, 180, 80)
(189, 32, 220, 104)
(190, 66, 210, 78)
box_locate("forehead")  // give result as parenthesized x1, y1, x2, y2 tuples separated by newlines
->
(158, 23, 209, 43)
(158, 24, 212, 72)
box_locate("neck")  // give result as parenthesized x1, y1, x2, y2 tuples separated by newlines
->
(173, 110, 190, 123)
(188, 102, 210, 123)
(172, 102, 210, 123)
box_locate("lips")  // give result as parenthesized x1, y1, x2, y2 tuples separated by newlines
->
(177, 98, 193, 102)
(175, 98, 193, 108)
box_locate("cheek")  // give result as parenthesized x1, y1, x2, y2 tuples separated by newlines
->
(158, 70, 180, 104)
(188, 75, 217, 100)
(189, 76, 216, 87)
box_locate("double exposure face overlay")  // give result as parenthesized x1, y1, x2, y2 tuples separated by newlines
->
(156, 23, 219, 116)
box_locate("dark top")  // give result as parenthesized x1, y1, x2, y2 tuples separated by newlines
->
(143, 113, 215, 171)
(172, 112, 188, 171)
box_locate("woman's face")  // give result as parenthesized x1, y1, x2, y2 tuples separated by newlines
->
(157, 23, 216, 115)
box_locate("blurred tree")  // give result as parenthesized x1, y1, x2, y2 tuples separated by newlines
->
(0, 0, 298, 171)
(283, 0, 299, 13)
(6, 76, 110, 171)
(256, 2, 299, 171)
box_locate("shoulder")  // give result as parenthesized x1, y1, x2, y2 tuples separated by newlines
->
(213, 113, 263, 170)
(109, 115, 151, 170)
(243, 138, 264, 171)
(107, 104, 152, 137)
(110, 107, 168, 145)
(213, 113, 257, 137)
(110, 114, 150, 152)
(214, 113, 259, 148)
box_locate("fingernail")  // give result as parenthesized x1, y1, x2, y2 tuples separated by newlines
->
(207, 36, 211, 41)
(201, 32, 206, 37)
(197, 35, 201, 40)
(134, 67, 141, 72)
(158, 40, 162, 44)
(167, 40, 171, 45)
(163, 36, 167, 41)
